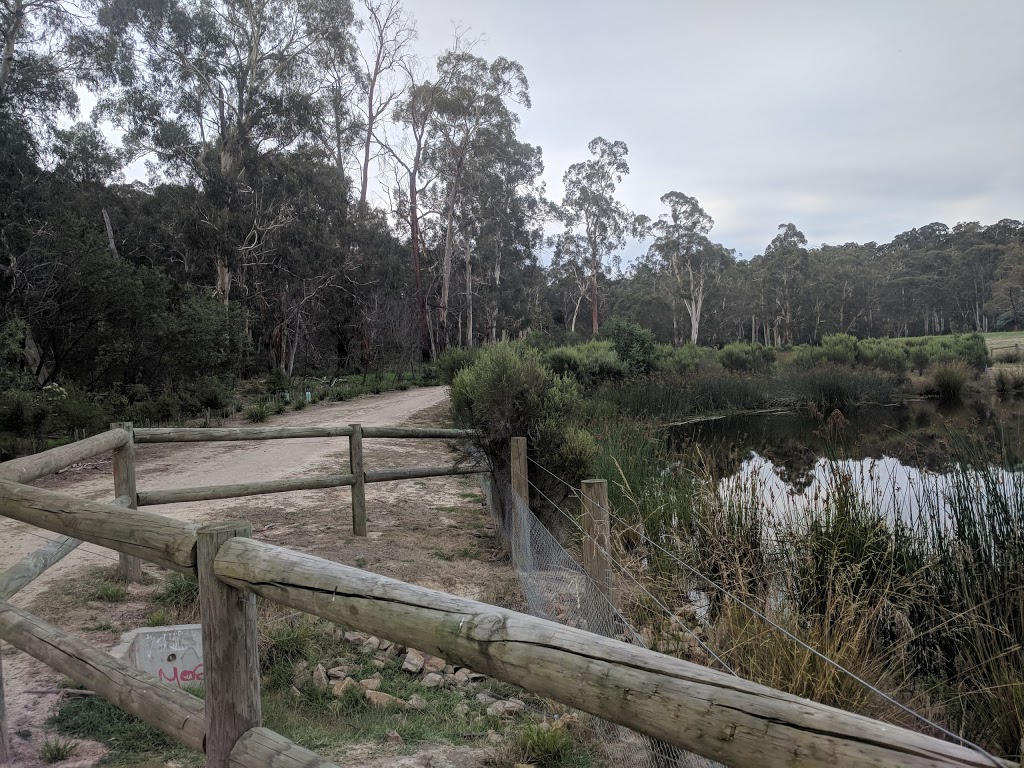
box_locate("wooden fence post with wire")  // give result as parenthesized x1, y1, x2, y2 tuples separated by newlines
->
(581, 479, 613, 604)
(510, 436, 528, 504)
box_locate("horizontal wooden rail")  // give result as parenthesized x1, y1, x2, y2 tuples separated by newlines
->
(0, 598, 206, 751)
(360, 426, 474, 439)
(138, 474, 357, 506)
(134, 426, 473, 443)
(0, 481, 197, 574)
(213, 538, 1012, 768)
(0, 495, 131, 599)
(365, 465, 486, 483)
(0, 429, 129, 484)
(136, 465, 485, 506)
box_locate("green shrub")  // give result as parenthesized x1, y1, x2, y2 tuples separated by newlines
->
(93, 582, 127, 602)
(606, 318, 658, 375)
(909, 346, 931, 375)
(437, 346, 480, 384)
(498, 723, 586, 767)
(245, 402, 270, 423)
(820, 333, 859, 365)
(659, 343, 718, 375)
(152, 573, 200, 620)
(266, 368, 290, 393)
(292, 398, 307, 411)
(718, 342, 775, 373)
(931, 361, 971, 401)
(857, 338, 908, 375)
(545, 340, 626, 389)
(452, 343, 596, 533)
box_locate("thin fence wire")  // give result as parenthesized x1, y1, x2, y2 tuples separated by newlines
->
(525, 455, 1004, 767)
(479, 465, 722, 768)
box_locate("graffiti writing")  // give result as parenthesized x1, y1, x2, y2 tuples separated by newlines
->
(157, 662, 204, 687)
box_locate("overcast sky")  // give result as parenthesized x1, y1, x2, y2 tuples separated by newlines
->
(398, 0, 1024, 260)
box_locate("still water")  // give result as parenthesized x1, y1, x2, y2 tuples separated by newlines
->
(669, 397, 1024, 524)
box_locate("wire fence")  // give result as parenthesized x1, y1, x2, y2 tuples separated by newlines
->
(516, 454, 1004, 768)
(479, 466, 722, 768)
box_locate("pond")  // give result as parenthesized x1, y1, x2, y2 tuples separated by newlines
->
(669, 396, 1024, 524)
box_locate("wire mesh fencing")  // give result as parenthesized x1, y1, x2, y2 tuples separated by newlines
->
(480, 467, 723, 768)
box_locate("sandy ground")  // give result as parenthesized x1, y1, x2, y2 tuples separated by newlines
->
(1, 386, 520, 767)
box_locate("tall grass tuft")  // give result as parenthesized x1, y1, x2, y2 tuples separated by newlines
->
(931, 361, 971, 401)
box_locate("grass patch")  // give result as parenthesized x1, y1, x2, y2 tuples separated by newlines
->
(152, 573, 200, 621)
(93, 582, 127, 602)
(49, 697, 201, 767)
(40, 735, 77, 764)
(487, 723, 594, 768)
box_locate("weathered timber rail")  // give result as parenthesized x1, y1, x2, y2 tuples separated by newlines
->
(0, 424, 1015, 767)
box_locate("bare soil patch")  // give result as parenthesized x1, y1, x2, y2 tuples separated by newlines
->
(1, 387, 520, 767)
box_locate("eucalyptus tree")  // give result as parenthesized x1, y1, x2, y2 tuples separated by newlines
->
(90, 0, 357, 304)
(559, 137, 646, 336)
(354, 0, 416, 211)
(388, 64, 438, 360)
(648, 191, 731, 344)
(426, 48, 530, 348)
(456, 134, 545, 345)
(0, 0, 82, 123)
(760, 223, 809, 345)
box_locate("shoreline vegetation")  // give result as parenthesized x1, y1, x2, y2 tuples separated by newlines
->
(449, 327, 1024, 760)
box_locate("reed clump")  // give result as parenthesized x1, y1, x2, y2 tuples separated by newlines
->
(598, 421, 1024, 758)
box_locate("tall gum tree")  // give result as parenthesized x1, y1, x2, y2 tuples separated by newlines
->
(89, 0, 356, 304)
(427, 48, 529, 349)
(354, 0, 415, 212)
(559, 137, 646, 336)
(648, 191, 732, 344)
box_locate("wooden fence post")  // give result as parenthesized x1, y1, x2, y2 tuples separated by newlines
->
(349, 424, 366, 537)
(510, 436, 528, 505)
(111, 422, 142, 582)
(581, 479, 613, 603)
(198, 522, 261, 766)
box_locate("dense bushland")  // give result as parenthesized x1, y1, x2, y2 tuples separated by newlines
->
(450, 331, 1022, 757)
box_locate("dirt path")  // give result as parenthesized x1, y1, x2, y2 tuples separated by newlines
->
(1, 386, 518, 767)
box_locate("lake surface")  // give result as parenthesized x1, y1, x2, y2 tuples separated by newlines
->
(669, 397, 1024, 524)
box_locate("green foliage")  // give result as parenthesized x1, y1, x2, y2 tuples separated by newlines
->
(856, 338, 908, 375)
(658, 343, 718, 375)
(605, 318, 657, 375)
(93, 582, 127, 602)
(40, 736, 77, 763)
(718, 342, 775, 373)
(152, 574, 200, 620)
(545, 341, 626, 389)
(819, 333, 859, 365)
(495, 723, 591, 768)
(786, 365, 900, 411)
(452, 342, 597, 528)
(931, 361, 971, 401)
(49, 696, 198, 766)
(245, 402, 271, 423)
(437, 346, 480, 384)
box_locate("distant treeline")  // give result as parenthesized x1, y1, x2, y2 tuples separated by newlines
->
(2, 0, 1022, 406)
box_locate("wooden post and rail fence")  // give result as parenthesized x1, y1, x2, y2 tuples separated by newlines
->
(0, 425, 1014, 767)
